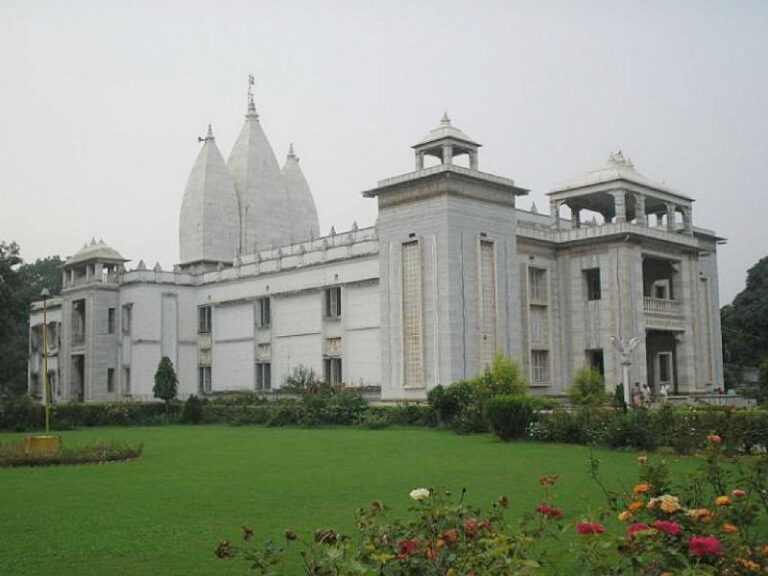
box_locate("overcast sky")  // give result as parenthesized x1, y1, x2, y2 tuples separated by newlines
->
(2, 1, 766, 305)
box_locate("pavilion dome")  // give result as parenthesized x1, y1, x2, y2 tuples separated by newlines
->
(227, 100, 292, 253)
(413, 112, 480, 148)
(282, 144, 320, 243)
(65, 238, 128, 267)
(179, 125, 240, 264)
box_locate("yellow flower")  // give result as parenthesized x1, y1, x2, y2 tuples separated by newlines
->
(715, 495, 731, 507)
(618, 511, 633, 522)
(629, 501, 645, 512)
(633, 483, 651, 495)
(658, 495, 682, 514)
(723, 523, 739, 534)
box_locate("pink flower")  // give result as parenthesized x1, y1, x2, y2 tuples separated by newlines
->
(653, 520, 681, 536)
(576, 522, 605, 535)
(536, 504, 563, 519)
(627, 522, 652, 539)
(688, 536, 722, 557)
(397, 539, 420, 556)
(732, 489, 746, 499)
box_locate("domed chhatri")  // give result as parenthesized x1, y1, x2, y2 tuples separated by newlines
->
(412, 113, 481, 170)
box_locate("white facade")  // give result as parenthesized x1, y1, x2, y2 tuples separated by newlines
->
(28, 106, 725, 402)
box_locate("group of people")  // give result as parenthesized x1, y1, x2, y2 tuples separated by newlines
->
(632, 381, 669, 407)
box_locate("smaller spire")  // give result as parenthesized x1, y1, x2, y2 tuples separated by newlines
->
(440, 111, 451, 126)
(531, 201, 538, 214)
(198, 124, 215, 143)
(287, 143, 296, 158)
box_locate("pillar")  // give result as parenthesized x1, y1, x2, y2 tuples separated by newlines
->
(666, 202, 676, 231)
(415, 152, 424, 170)
(634, 193, 647, 226)
(550, 199, 561, 229)
(682, 205, 693, 234)
(442, 143, 453, 165)
(613, 189, 627, 223)
(570, 203, 581, 228)
(469, 151, 478, 170)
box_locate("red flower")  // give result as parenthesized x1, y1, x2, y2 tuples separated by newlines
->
(707, 434, 722, 444)
(653, 520, 681, 536)
(627, 523, 652, 539)
(732, 489, 746, 499)
(398, 539, 420, 557)
(688, 536, 722, 557)
(536, 504, 563, 519)
(576, 522, 605, 535)
(463, 519, 480, 537)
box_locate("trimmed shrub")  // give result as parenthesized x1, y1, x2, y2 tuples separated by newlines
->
(180, 395, 204, 424)
(487, 395, 542, 440)
(0, 439, 143, 468)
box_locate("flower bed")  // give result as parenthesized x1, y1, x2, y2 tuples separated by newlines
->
(0, 439, 143, 467)
(219, 435, 768, 574)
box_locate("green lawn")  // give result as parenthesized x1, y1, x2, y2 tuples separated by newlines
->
(0, 426, 697, 575)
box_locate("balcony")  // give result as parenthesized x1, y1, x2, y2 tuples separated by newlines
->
(644, 297, 681, 315)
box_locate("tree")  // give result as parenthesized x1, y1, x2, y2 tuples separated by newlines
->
(0, 242, 28, 397)
(722, 255, 768, 367)
(153, 356, 178, 415)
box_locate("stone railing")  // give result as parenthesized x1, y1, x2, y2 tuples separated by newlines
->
(643, 297, 681, 315)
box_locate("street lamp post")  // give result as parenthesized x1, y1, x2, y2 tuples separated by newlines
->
(41, 288, 51, 434)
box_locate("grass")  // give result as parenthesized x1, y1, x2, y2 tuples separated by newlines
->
(0, 426, 699, 575)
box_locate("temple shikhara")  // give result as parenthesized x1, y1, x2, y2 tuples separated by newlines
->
(28, 87, 725, 402)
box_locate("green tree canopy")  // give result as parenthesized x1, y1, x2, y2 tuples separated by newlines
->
(722, 254, 768, 366)
(153, 356, 178, 411)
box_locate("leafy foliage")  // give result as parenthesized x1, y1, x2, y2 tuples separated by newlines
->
(181, 395, 204, 424)
(567, 366, 608, 407)
(721, 254, 768, 368)
(487, 395, 542, 440)
(153, 356, 178, 409)
(0, 438, 142, 467)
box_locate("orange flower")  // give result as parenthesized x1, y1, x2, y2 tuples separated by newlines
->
(737, 558, 761, 572)
(649, 494, 682, 514)
(688, 508, 713, 523)
(715, 495, 731, 507)
(629, 501, 645, 512)
(723, 523, 739, 534)
(633, 483, 651, 495)
(762, 544, 768, 556)
(618, 511, 633, 522)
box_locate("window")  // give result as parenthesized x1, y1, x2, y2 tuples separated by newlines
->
(198, 365, 212, 394)
(324, 357, 342, 385)
(255, 297, 271, 327)
(124, 367, 131, 394)
(531, 350, 550, 383)
(198, 305, 212, 334)
(586, 349, 605, 377)
(121, 304, 132, 335)
(658, 352, 672, 384)
(584, 268, 601, 301)
(257, 343, 271, 360)
(255, 362, 271, 391)
(528, 268, 547, 302)
(326, 337, 342, 356)
(107, 368, 115, 393)
(325, 287, 341, 318)
(529, 307, 547, 345)
(72, 299, 86, 343)
(402, 240, 424, 387)
(108, 308, 116, 334)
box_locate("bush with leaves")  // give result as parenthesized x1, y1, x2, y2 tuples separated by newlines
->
(487, 395, 542, 440)
(180, 395, 204, 424)
(567, 366, 609, 407)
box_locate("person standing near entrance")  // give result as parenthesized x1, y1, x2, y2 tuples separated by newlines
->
(641, 382, 652, 407)
(632, 382, 643, 407)
(659, 383, 669, 404)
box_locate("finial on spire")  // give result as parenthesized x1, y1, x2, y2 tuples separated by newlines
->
(198, 124, 214, 143)
(246, 74, 259, 118)
(440, 111, 451, 126)
(288, 143, 296, 158)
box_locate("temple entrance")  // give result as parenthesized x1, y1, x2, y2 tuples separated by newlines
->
(645, 330, 678, 395)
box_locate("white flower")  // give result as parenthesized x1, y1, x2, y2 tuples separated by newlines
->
(409, 488, 430, 501)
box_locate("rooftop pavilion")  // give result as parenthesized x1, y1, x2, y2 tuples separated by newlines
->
(548, 151, 694, 234)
